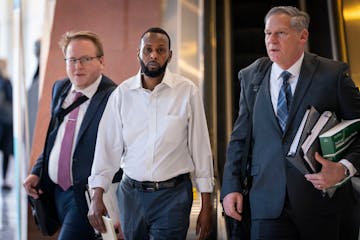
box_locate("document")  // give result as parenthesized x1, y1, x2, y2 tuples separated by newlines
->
(287, 108, 312, 174)
(101, 215, 117, 240)
(287, 106, 320, 174)
(288, 108, 310, 157)
(85, 183, 120, 238)
(287, 106, 352, 198)
(301, 111, 338, 172)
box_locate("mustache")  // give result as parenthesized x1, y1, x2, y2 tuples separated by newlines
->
(146, 60, 160, 67)
(139, 58, 168, 78)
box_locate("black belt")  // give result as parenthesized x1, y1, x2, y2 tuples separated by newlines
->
(124, 173, 190, 192)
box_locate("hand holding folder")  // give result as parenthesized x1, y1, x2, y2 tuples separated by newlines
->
(300, 110, 338, 172)
(287, 106, 320, 174)
(101, 215, 118, 240)
(86, 183, 123, 239)
(287, 106, 339, 173)
(287, 106, 339, 197)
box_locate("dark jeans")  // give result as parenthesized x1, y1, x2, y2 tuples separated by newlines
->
(118, 175, 193, 240)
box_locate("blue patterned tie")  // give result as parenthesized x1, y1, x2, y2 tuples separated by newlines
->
(277, 71, 292, 132)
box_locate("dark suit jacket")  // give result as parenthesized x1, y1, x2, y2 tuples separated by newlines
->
(221, 53, 360, 220)
(32, 75, 122, 218)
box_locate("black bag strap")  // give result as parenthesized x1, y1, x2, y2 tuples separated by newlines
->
(240, 58, 271, 194)
(55, 95, 89, 123)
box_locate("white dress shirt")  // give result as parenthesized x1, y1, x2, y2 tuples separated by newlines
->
(270, 53, 303, 115)
(88, 69, 214, 193)
(48, 75, 102, 185)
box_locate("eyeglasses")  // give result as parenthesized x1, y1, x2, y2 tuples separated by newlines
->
(64, 56, 101, 65)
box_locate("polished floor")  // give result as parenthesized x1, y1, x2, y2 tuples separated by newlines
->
(0, 188, 16, 240)
(0, 157, 16, 240)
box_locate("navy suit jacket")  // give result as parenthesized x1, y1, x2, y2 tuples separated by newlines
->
(221, 52, 360, 220)
(32, 75, 122, 218)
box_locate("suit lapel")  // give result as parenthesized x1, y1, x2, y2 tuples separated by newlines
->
(256, 53, 319, 137)
(265, 71, 284, 135)
(253, 66, 284, 135)
(75, 77, 108, 146)
(53, 83, 71, 116)
(47, 81, 71, 156)
(285, 53, 318, 135)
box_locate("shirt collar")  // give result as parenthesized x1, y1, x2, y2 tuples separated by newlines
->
(273, 52, 304, 80)
(71, 74, 102, 98)
(128, 68, 176, 90)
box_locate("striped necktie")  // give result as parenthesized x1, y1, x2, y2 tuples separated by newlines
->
(277, 71, 292, 132)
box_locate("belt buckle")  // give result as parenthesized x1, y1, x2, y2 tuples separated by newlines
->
(144, 182, 159, 192)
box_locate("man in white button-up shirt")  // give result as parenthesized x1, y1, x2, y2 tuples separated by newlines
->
(88, 27, 214, 240)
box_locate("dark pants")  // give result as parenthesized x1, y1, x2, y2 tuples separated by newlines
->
(1, 122, 13, 184)
(2, 153, 9, 180)
(118, 175, 193, 240)
(54, 185, 96, 240)
(251, 195, 358, 240)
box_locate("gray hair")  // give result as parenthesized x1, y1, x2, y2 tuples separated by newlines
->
(265, 6, 310, 32)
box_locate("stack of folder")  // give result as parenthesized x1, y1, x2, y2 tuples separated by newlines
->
(287, 106, 338, 174)
(287, 106, 360, 197)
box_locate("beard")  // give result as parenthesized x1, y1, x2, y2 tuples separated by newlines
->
(139, 58, 168, 78)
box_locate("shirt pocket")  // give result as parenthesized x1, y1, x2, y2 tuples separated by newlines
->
(162, 115, 188, 144)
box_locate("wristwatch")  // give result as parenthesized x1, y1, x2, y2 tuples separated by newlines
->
(340, 163, 350, 178)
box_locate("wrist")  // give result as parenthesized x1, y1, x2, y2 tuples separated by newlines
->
(91, 187, 104, 200)
(200, 192, 213, 208)
(339, 162, 350, 179)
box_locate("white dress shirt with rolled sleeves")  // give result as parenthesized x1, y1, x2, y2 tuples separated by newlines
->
(88, 69, 214, 193)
